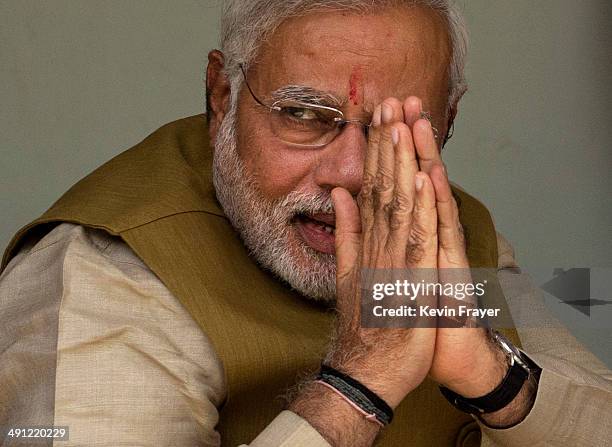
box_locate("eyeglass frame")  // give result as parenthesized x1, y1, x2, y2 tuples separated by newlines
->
(239, 63, 450, 148)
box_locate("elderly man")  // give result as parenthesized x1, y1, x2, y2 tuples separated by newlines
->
(1, 1, 610, 446)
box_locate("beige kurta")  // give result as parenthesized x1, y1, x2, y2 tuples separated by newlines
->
(1, 222, 610, 446)
(2, 114, 517, 447)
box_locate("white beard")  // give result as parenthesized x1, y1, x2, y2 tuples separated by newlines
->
(212, 107, 337, 302)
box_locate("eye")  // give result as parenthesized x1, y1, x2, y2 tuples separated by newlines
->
(282, 106, 319, 120)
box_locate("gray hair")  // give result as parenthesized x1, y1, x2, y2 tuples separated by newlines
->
(219, 0, 468, 111)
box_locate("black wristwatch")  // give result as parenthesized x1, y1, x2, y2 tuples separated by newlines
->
(439, 330, 541, 415)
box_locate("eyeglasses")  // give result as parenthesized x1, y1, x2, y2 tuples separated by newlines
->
(240, 64, 445, 148)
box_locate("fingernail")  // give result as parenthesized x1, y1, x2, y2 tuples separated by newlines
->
(372, 105, 382, 126)
(391, 127, 399, 145)
(415, 174, 424, 191)
(382, 103, 393, 124)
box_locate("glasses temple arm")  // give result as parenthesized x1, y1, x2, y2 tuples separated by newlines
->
(240, 64, 280, 111)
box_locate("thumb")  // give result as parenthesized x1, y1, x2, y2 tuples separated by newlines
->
(331, 187, 361, 280)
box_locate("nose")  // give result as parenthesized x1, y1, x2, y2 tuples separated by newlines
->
(312, 123, 366, 196)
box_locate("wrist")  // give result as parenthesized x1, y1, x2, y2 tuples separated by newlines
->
(479, 369, 539, 428)
(442, 336, 508, 398)
(290, 380, 381, 447)
(439, 331, 542, 428)
(325, 357, 411, 410)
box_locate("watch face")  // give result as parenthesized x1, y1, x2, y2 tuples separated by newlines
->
(492, 330, 531, 372)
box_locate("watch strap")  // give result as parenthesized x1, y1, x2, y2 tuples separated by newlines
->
(440, 360, 529, 414)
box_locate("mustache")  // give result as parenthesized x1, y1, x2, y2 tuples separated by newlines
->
(274, 190, 335, 218)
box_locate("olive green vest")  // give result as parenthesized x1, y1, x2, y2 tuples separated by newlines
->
(2, 115, 519, 446)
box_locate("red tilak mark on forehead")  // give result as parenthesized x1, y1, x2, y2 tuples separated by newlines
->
(348, 66, 362, 105)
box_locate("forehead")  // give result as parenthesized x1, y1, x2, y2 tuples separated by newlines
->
(250, 5, 451, 110)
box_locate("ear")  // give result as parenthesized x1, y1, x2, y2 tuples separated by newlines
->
(445, 103, 458, 146)
(206, 50, 231, 147)
(443, 87, 465, 149)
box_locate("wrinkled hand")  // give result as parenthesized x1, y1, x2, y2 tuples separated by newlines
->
(329, 98, 439, 408)
(400, 96, 507, 396)
(329, 96, 505, 409)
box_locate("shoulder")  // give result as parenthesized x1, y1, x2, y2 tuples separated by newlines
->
(1, 223, 226, 445)
(495, 231, 520, 270)
(4, 222, 176, 294)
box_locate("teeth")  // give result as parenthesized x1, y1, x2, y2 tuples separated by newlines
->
(307, 216, 335, 235)
(321, 224, 335, 234)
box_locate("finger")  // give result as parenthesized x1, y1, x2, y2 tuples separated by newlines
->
(430, 164, 469, 269)
(332, 187, 361, 275)
(407, 172, 438, 269)
(385, 123, 418, 262)
(403, 96, 422, 128)
(371, 98, 404, 265)
(409, 172, 439, 329)
(359, 104, 382, 266)
(413, 118, 444, 174)
(332, 187, 362, 318)
(429, 165, 476, 328)
(374, 100, 403, 214)
(362, 104, 382, 195)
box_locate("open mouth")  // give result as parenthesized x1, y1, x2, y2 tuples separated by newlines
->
(294, 213, 336, 254)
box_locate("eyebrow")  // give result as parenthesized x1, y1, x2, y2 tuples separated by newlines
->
(270, 85, 343, 108)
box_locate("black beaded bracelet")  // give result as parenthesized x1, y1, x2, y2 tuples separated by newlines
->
(315, 364, 394, 426)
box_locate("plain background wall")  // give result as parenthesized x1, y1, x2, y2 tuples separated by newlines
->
(1, 1, 610, 363)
